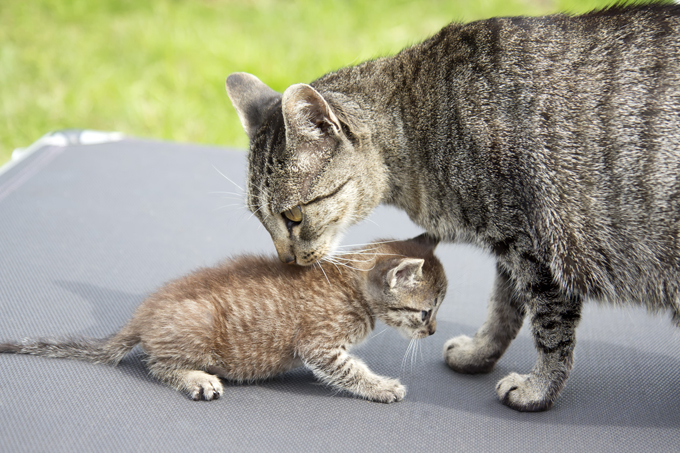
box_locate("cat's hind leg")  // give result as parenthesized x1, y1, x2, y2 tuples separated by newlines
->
(300, 346, 405, 403)
(146, 360, 224, 401)
(444, 266, 526, 373)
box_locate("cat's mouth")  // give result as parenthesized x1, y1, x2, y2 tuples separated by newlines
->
(271, 231, 344, 266)
(273, 241, 328, 266)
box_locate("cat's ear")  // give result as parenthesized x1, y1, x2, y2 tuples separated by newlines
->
(387, 258, 424, 289)
(412, 233, 439, 251)
(226, 73, 282, 140)
(282, 84, 341, 142)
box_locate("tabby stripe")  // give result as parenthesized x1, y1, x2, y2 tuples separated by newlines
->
(387, 307, 421, 313)
(304, 179, 350, 206)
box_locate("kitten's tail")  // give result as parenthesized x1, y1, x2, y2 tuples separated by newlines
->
(0, 324, 140, 366)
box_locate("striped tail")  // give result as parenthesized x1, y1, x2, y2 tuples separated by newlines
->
(0, 325, 140, 366)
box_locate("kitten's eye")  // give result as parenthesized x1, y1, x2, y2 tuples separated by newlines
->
(421, 310, 431, 322)
(282, 205, 303, 223)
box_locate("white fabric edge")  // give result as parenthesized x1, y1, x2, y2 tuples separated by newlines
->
(0, 130, 124, 178)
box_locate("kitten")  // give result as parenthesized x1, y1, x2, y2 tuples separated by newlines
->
(0, 235, 446, 403)
(226, 5, 680, 411)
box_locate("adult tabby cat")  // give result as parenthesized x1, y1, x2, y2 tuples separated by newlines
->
(225, 4, 680, 411)
(0, 235, 445, 403)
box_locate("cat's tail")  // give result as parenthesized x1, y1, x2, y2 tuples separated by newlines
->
(0, 324, 140, 366)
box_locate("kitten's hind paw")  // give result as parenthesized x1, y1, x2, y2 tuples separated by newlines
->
(365, 378, 406, 404)
(495, 372, 554, 412)
(183, 370, 224, 401)
(444, 335, 498, 374)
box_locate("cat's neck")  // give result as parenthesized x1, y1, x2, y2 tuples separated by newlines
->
(316, 66, 421, 195)
(314, 35, 479, 240)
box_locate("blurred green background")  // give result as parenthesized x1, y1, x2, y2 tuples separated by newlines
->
(1, 0, 620, 165)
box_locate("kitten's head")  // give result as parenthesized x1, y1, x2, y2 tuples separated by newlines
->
(366, 234, 447, 339)
(226, 73, 387, 265)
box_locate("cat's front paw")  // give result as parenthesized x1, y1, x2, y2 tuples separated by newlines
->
(184, 370, 224, 401)
(444, 335, 497, 374)
(365, 378, 406, 404)
(495, 372, 553, 412)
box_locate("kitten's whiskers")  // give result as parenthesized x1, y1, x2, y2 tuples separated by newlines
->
(401, 337, 417, 374)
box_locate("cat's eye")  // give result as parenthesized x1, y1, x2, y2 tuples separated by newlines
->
(421, 310, 432, 322)
(282, 205, 303, 223)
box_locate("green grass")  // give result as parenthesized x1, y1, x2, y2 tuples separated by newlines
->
(0, 0, 619, 165)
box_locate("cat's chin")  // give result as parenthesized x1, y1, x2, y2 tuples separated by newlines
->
(290, 234, 344, 266)
(292, 246, 331, 266)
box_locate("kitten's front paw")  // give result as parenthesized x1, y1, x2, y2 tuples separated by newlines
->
(495, 372, 553, 412)
(444, 335, 497, 374)
(366, 378, 406, 404)
(184, 370, 224, 401)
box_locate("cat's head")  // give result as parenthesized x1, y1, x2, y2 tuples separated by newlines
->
(226, 73, 387, 265)
(366, 234, 447, 339)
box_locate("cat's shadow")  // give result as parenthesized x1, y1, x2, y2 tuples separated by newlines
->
(395, 319, 680, 427)
(55, 280, 680, 428)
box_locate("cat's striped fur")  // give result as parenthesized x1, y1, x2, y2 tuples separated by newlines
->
(227, 4, 680, 411)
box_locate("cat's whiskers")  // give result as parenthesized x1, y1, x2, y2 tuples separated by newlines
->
(330, 246, 381, 255)
(246, 205, 265, 222)
(336, 239, 402, 247)
(215, 196, 253, 205)
(331, 250, 405, 259)
(210, 169, 272, 219)
(322, 256, 374, 271)
(325, 259, 342, 274)
(315, 261, 332, 287)
(329, 254, 376, 264)
(209, 191, 246, 197)
(346, 214, 379, 227)
(213, 204, 251, 212)
(211, 165, 245, 193)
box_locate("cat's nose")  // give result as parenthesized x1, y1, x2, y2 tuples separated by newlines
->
(428, 321, 437, 336)
(273, 242, 296, 264)
(278, 252, 296, 264)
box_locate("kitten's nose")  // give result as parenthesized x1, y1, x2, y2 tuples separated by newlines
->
(428, 321, 437, 336)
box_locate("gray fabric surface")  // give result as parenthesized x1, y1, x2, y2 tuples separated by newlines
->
(0, 137, 678, 452)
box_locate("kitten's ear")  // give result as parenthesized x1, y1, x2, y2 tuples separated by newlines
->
(387, 258, 425, 289)
(412, 232, 439, 251)
(282, 84, 341, 141)
(226, 73, 282, 140)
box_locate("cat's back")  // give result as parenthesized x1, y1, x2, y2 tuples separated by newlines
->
(428, 4, 680, 57)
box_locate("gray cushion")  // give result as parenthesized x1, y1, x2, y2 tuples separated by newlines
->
(1, 134, 678, 451)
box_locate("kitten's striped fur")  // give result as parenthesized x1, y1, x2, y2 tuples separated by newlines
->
(1, 235, 446, 403)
